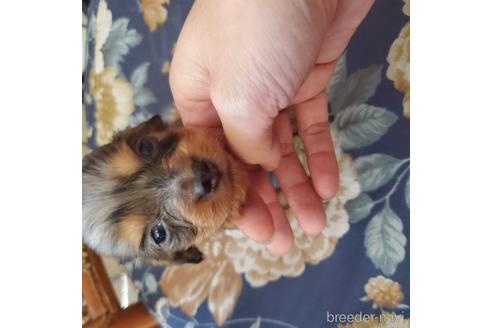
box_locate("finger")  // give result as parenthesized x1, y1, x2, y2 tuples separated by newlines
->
(253, 171, 294, 255)
(295, 91, 339, 199)
(234, 177, 274, 243)
(292, 63, 335, 104)
(273, 111, 326, 235)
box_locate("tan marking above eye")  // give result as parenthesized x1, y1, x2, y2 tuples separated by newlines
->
(118, 214, 147, 248)
(108, 142, 142, 177)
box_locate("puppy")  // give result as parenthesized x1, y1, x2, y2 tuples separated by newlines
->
(83, 116, 248, 264)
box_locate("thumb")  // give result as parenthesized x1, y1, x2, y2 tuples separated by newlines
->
(213, 97, 281, 170)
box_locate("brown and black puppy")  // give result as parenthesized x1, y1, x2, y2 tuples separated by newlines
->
(83, 116, 248, 264)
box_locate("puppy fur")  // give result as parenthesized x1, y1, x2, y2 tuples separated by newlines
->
(83, 116, 248, 264)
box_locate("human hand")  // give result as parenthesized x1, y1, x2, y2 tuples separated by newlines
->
(170, 0, 374, 254)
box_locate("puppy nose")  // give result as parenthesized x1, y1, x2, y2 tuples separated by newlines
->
(192, 159, 221, 197)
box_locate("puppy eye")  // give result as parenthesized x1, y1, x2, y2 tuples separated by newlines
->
(136, 137, 157, 158)
(150, 223, 167, 245)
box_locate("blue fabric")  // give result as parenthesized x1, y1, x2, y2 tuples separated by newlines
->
(83, 1, 410, 327)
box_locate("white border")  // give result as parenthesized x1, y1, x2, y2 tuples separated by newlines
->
(0, 1, 80, 325)
(413, 0, 492, 325)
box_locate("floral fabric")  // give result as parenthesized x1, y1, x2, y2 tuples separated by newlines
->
(83, 0, 410, 327)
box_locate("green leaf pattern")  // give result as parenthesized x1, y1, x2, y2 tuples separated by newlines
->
(354, 154, 404, 192)
(131, 62, 157, 108)
(329, 55, 409, 276)
(103, 18, 142, 72)
(347, 193, 374, 224)
(364, 205, 407, 275)
(334, 104, 398, 150)
(329, 63, 382, 114)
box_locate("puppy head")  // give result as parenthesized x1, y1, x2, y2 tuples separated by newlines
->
(82, 116, 248, 264)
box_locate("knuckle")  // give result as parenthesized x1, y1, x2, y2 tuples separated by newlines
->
(300, 122, 328, 137)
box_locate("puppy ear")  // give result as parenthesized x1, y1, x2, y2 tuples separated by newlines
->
(120, 115, 168, 146)
(145, 115, 167, 130)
